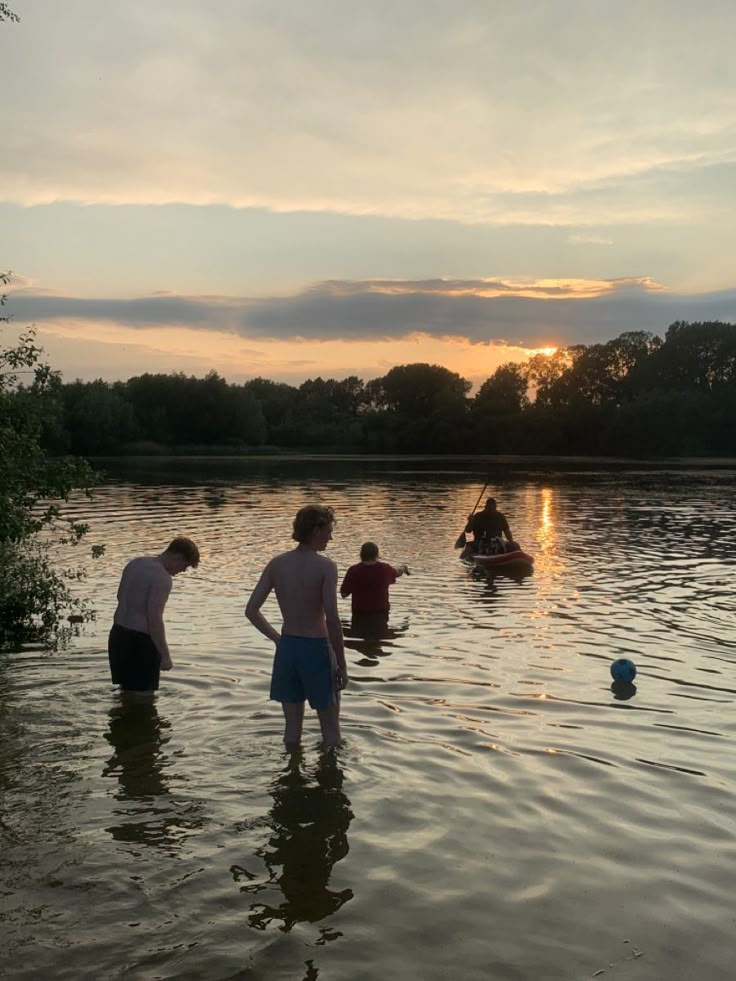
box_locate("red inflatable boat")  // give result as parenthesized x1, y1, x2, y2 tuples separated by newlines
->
(473, 549, 534, 571)
(460, 543, 534, 572)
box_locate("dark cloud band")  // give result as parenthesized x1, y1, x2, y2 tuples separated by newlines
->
(8, 280, 736, 347)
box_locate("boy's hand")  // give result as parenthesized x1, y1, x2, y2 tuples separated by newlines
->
(160, 653, 173, 671)
(336, 667, 349, 690)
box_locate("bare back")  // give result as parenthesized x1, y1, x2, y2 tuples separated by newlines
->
(267, 548, 337, 636)
(113, 556, 172, 634)
(244, 520, 348, 742)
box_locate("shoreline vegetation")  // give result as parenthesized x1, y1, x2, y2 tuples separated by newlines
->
(2, 275, 101, 651)
(45, 321, 736, 459)
(91, 449, 736, 466)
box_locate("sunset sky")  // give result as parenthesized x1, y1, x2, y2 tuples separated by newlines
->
(2, 0, 735, 388)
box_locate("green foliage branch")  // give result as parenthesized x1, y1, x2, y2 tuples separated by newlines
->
(1, 272, 103, 650)
(0, 4, 19, 23)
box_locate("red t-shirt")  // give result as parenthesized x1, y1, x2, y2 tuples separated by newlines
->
(340, 561, 397, 613)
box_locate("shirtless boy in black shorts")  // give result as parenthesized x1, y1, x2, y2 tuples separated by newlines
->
(108, 537, 200, 696)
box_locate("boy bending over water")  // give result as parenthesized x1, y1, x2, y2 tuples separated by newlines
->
(245, 505, 348, 748)
(109, 537, 200, 697)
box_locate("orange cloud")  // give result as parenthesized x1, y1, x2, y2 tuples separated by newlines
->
(34, 319, 542, 389)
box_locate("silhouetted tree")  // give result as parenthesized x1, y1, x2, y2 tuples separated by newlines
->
(647, 321, 736, 390)
(62, 379, 139, 453)
(475, 363, 529, 413)
(363, 363, 471, 451)
(524, 348, 575, 408)
(368, 363, 470, 414)
(31, 321, 736, 458)
(471, 362, 529, 453)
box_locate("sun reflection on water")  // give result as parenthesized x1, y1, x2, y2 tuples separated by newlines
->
(538, 487, 555, 550)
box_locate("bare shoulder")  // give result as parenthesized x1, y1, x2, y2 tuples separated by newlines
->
(150, 560, 173, 588)
(316, 553, 338, 577)
(123, 555, 147, 573)
(268, 550, 293, 571)
(273, 549, 334, 566)
(265, 550, 299, 580)
(126, 555, 165, 580)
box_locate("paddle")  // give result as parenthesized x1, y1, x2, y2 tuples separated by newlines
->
(454, 481, 489, 548)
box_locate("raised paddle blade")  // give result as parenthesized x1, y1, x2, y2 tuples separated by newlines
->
(454, 531, 466, 549)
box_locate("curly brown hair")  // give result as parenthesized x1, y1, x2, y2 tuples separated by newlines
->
(292, 505, 335, 544)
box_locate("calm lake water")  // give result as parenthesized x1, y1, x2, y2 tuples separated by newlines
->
(2, 456, 736, 981)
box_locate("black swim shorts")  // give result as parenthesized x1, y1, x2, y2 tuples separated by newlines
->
(108, 623, 161, 691)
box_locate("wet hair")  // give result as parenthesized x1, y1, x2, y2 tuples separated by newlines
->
(486, 497, 497, 508)
(166, 537, 200, 567)
(292, 505, 335, 544)
(360, 541, 379, 561)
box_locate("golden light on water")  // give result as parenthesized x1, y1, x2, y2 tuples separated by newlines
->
(534, 486, 565, 581)
(538, 487, 555, 550)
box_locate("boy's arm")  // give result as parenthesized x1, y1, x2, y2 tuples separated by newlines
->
(245, 562, 281, 644)
(147, 575, 173, 669)
(339, 568, 352, 599)
(323, 562, 348, 689)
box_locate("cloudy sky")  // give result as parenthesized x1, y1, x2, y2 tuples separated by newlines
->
(2, 0, 735, 386)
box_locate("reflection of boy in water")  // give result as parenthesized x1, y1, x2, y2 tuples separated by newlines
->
(103, 703, 203, 850)
(104, 702, 169, 796)
(343, 611, 410, 664)
(244, 753, 354, 931)
(103, 702, 170, 847)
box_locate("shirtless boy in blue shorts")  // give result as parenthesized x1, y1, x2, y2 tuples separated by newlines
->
(245, 505, 348, 748)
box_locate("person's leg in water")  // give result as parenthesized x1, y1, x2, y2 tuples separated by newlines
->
(282, 700, 340, 749)
(317, 702, 341, 748)
(282, 701, 305, 750)
(121, 687, 156, 701)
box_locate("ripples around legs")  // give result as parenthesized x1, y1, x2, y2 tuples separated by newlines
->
(2, 458, 736, 979)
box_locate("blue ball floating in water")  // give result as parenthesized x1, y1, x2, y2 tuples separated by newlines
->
(610, 658, 637, 683)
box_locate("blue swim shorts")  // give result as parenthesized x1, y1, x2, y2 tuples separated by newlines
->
(270, 635, 337, 710)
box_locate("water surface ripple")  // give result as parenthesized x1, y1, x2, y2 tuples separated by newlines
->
(1, 458, 735, 980)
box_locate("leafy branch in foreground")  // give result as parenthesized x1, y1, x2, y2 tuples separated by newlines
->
(1, 271, 104, 650)
(0, 3, 19, 24)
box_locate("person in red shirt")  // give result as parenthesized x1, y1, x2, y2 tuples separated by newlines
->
(340, 542, 409, 615)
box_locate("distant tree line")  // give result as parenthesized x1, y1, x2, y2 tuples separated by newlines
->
(38, 321, 736, 457)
